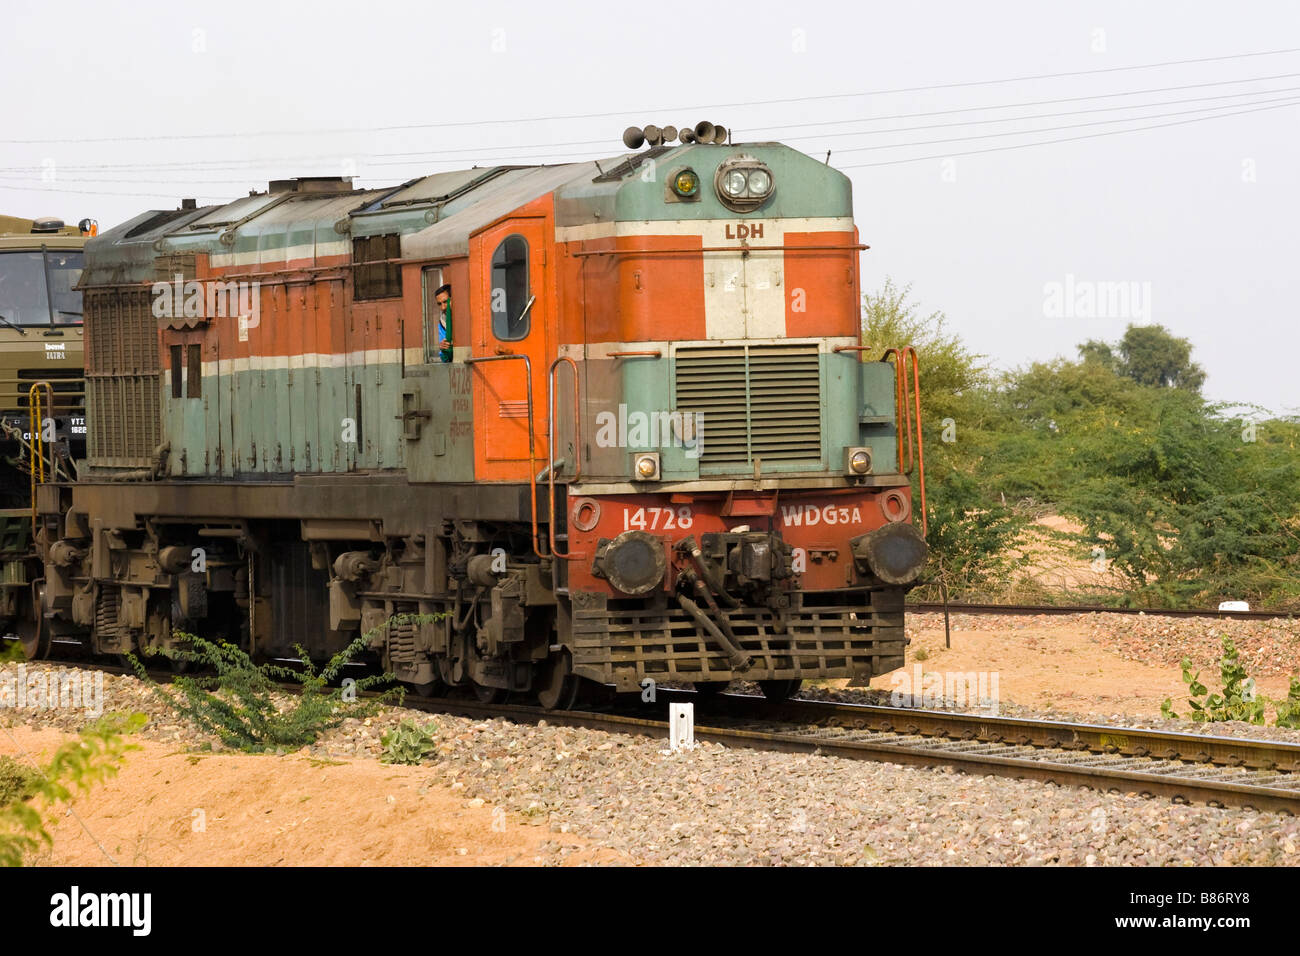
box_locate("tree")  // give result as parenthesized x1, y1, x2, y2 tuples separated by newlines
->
(1080, 325, 1205, 391)
(1119, 325, 1206, 390)
(862, 279, 1027, 591)
(1077, 338, 1117, 372)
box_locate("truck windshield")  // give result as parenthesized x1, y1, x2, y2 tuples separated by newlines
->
(0, 249, 84, 326)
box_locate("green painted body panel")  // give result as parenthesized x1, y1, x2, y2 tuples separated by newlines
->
(400, 363, 476, 482)
(165, 362, 419, 476)
(618, 356, 700, 481)
(858, 361, 900, 474)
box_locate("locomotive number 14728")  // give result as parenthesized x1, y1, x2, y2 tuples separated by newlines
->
(621, 506, 694, 531)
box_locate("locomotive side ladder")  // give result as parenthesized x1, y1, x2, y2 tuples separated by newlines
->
(26, 381, 56, 533)
(882, 347, 927, 536)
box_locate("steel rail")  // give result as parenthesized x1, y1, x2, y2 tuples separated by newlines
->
(396, 692, 1300, 814)
(20, 657, 1300, 813)
(908, 600, 1298, 621)
(730, 695, 1300, 772)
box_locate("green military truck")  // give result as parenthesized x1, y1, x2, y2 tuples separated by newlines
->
(0, 213, 93, 503)
(1, 213, 93, 652)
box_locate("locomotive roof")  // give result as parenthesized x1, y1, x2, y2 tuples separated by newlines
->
(80, 143, 851, 285)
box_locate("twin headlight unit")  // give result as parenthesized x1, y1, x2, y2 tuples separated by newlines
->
(714, 156, 775, 212)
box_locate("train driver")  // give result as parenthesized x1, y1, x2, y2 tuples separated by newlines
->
(434, 283, 453, 362)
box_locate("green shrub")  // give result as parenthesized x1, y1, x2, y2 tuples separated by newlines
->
(0, 757, 42, 807)
(1274, 678, 1300, 730)
(0, 712, 146, 866)
(380, 720, 438, 765)
(1161, 635, 1300, 727)
(129, 614, 436, 752)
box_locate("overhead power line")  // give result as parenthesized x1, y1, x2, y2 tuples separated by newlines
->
(4, 70, 1298, 176)
(3, 86, 1297, 186)
(830, 93, 1300, 155)
(4, 47, 1299, 145)
(840, 98, 1300, 169)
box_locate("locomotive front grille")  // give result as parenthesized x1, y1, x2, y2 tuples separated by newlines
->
(674, 343, 822, 470)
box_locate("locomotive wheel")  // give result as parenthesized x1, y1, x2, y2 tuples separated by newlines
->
(473, 682, 506, 705)
(758, 679, 803, 701)
(16, 584, 50, 661)
(15, 614, 49, 662)
(409, 675, 448, 699)
(537, 653, 579, 711)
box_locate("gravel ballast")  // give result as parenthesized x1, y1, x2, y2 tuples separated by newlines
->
(4, 660, 1298, 866)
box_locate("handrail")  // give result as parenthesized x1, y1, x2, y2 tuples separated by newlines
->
(606, 350, 663, 359)
(464, 354, 541, 558)
(880, 349, 908, 479)
(572, 243, 868, 258)
(881, 347, 927, 537)
(902, 346, 927, 537)
(547, 356, 584, 560)
(27, 382, 54, 533)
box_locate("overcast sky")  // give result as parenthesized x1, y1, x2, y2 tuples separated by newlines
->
(4, 0, 1297, 414)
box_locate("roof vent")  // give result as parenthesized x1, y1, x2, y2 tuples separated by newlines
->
(181, 198, 197, 210)
(268, 176, 355, 195)
(31, 216, 64, 233)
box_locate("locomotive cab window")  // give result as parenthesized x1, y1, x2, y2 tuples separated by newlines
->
(490, 234, 530, 341)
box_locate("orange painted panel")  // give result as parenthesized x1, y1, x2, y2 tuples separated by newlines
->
(783, 229, 861, 338)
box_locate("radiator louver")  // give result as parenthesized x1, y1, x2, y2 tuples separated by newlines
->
(675, 343, 822, 469)
(84, 287, 161, 469)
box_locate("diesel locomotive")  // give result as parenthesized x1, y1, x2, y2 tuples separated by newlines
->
(14, 124, 928, 708)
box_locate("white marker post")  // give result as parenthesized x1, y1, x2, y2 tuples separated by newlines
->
(669, 703, 695, 752)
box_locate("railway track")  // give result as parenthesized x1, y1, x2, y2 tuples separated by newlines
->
(908, 600, 1298, 621)
(403, 690, 1300, 814)
(12, 654, 1300, 814)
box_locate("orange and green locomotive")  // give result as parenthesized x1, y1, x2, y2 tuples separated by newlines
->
(27, 128, 928, 706)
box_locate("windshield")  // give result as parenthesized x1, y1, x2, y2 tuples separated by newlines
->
(0, 249, 84, 327)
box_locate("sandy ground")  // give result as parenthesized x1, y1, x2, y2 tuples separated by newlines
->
(1009, 515, 1130, 592)
(1, 726, 619, 866)
(4, 610, 1296, 866)
(865, 619, 1295, 719)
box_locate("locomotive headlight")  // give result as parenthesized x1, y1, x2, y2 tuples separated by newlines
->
(593, 530, 667, 596)
(672, 169, 700, 197)
(845, 447, 873, 475)
(850, 523, 929, 586)
(634, 452, 661, 480)
(715, 157, 775, 211)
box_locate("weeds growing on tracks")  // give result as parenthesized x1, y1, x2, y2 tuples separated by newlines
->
(380, 719, 438, 765)
(1162, 634, 1300, 728)
(127, 614, 431, 752)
